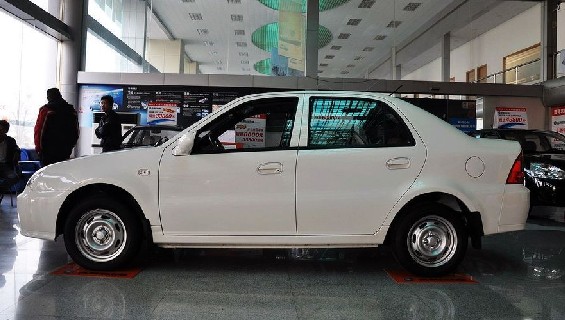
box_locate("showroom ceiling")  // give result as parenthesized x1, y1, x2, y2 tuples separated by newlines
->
(145, 0, 538, 78)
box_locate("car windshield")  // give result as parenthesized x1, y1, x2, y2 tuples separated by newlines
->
(504, 131, 565, 152)
(122, 127, 181, 148)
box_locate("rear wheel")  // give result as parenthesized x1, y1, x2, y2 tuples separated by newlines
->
(63, 196, 141, 271)
(391, 203, 468, 277)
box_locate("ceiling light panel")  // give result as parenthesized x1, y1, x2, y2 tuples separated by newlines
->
(347, 19, 361, 26)
(231, 14, 243, 22)
(188, 13, 202, 20)
(197, 28, 209, 35)
(403, 3, 422, 11)
(337, 33, 350, 39)
(234, 29, 245, 36)
(374, 35, 386, 40)
(386, 20, 402, 28)
(358, 0, 376, 9)
(331, 46, 342, 50)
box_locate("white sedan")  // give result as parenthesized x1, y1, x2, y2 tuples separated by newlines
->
(18, 91, 529, 276)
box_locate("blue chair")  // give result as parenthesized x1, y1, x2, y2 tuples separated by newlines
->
(17, 149, 42, 193)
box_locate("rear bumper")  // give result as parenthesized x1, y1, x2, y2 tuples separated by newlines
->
(497, 184, 530, 233)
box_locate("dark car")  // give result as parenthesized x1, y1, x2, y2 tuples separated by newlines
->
(122, 125, 183, 148)
(470, 129, 565, 206)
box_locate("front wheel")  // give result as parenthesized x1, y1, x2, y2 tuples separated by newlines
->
(63, 196, 142, 271)
(391, 203, 468, 277)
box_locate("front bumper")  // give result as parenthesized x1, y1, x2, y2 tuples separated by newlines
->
(17, 188, 67, 240)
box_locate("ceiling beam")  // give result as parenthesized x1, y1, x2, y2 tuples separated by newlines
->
(0, 0, 71, 40)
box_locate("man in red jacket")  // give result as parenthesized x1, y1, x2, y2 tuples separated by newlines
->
(34, 88, 79, 166)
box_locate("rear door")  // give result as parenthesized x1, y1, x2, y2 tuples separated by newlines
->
(295, 95, 426, 235)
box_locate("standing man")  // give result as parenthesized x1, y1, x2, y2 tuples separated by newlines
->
(95, 95, 122, 152)
(0, 120, 20, 191)
(34, 88, 80, 166)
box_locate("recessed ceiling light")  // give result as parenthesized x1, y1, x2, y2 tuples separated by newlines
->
(353, 56, 364, 61)
(231, 14, 243, 22)
(181, 0, 195, 3)
(203, 41, 214, 46)
(387, 20, 402, 28)
(239, 52, 248, 56)
(331, 46, 342, 50)
(241, 60, 249, 64)
(188, 13, 202, 20)
(347, 64, 355, 68)
(403, 3, 421, 11)
(319, 63, 328, 67)
(235, 29, 245, 36)
(374, 35, 387, 41)
(358, 0, 376, 9)
(325, 55, 335, 59)
(362, 47, 374, 51)
(337, 33, 350, 39)
(341, 71, 350, 74)
(197, 29, 209, 35)
(347, 19, 362, 26)
(236, 42, 247, 47)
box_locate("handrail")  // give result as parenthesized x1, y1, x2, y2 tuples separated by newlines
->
(475, 58, 540, 84)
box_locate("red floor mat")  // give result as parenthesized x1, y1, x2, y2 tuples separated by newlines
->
(386, 269, 478, 284)
(51, 262, 141, 279)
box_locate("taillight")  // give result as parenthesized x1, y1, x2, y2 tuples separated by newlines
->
(506, 152, 525, 184)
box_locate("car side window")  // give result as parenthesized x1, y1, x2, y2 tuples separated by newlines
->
(307, 97, 414, 148)
(192, 97, 298, 153)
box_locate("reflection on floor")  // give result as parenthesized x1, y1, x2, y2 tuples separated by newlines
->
(0, 201, 564, 319)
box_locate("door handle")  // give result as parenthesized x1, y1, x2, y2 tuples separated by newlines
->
(257, 162, 283, 175)
(386, 157, 411, 170)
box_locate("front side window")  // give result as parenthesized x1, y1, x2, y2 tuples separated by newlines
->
(192, 97, 298, 153)
(308, 97, 414, 148)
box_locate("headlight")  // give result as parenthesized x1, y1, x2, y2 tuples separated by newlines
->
(526, 162, 565, 180)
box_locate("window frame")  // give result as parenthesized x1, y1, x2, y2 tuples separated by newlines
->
(305, 96, 415, 150)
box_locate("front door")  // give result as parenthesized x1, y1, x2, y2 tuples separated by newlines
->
(159, 96, 302, 235)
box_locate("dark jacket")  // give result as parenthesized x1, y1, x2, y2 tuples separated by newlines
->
(1, 136, 20, 168)
(34, 98, 79, 165)
(95, 110, 122, 152)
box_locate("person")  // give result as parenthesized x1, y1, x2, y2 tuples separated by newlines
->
(34, 88, 79, 166)
(0, 120, 21, 191)
(95, 95, 122, 152)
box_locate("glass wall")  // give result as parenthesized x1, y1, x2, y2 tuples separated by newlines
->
(0, 9, 58, 148)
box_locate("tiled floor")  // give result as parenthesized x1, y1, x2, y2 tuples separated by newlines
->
(0, 201, 564, 319)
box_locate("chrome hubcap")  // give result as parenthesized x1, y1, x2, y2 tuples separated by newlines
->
(75, 209, 127, 263)
(407, 215, 457, 267)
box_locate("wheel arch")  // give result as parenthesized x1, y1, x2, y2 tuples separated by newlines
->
(384, 192, 483, 247)
(56, 183, 151, 240)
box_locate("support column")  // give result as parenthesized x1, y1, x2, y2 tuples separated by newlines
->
(59, 0, 86, 155)
(305, 0, 319, 78)
(391, 46, 397, 80)
(541, 0, 558, 81)
(442, 32, 451, 82)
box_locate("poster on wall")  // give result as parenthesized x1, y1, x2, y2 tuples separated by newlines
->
(78, 85, 124, 127)
(494, 107, 528, 129)
(551, 106, 565, 135)
(147, 102, 178, 126)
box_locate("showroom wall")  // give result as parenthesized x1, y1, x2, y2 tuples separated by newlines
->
(403, 4, 545, 82)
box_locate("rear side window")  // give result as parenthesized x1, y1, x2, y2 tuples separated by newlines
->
(308, 97, 414, 148)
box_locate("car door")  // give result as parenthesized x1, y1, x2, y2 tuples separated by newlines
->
(159, 95, 303, 235)
(295, 95, 426, 235)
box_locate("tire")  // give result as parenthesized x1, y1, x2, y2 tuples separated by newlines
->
(63, 195, 142, 271)
(391, 203, 468, 277)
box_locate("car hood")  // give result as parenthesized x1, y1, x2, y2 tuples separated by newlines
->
(31, 147, 164, 191)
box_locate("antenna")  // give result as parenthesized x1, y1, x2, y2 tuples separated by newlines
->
(389, 84, 403, 96)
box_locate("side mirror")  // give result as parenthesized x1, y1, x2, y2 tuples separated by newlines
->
(172, 131, 196, 156)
